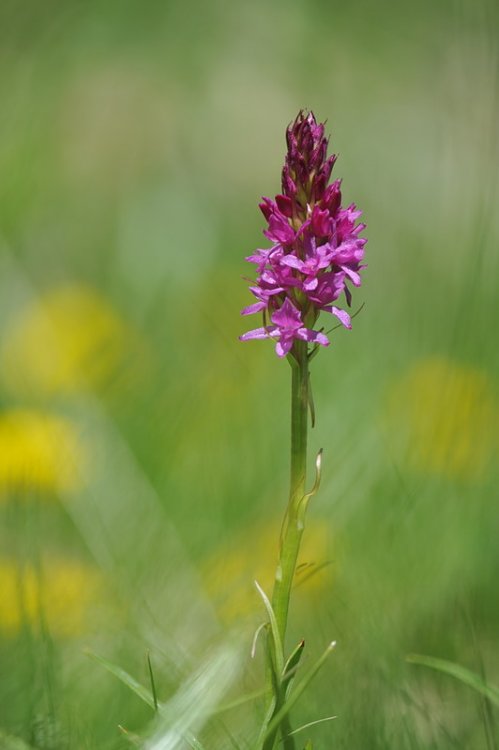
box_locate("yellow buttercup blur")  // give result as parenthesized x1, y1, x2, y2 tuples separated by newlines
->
(0, 558, 101, 637)
(0, 409, 84, 496)
(385, 356, 498, 480)
(1, 284, 132, 397)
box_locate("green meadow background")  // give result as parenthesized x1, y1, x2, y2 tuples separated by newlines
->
(0, 0, 498, 747)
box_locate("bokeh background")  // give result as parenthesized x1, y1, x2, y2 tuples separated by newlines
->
(0, 0, 498, 747)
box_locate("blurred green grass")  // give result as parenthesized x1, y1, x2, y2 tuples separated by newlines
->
(0, 0, 498, 747)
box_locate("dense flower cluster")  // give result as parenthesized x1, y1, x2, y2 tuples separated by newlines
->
(240, 111, 367, 358)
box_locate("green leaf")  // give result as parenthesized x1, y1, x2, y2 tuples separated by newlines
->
(287, 715, 337, 737)
(86, 649, 156, 710)
(262, 641, 336, 743)
(255, 694, 277, 750)
(298, 450, 323, 520)
(303, 742, 313, 750)
(254, 580, 284, 677)
(282, 639, 305, 696)
(251, 622, 267, 659)
(407, 654, 499, 707)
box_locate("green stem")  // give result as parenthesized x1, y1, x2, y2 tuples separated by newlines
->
(272, 340, 309, 644)
(262, 340, 309, 750)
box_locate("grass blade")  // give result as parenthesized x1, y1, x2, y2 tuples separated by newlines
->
(215, 688, 266, 715)
(148, 651, 159, 711)
(407, 654, 499, 707)
(86, 649, 156, 710)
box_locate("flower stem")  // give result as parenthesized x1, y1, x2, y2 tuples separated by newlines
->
(261, 341, 309, 750)
(272, 339, 309, 645)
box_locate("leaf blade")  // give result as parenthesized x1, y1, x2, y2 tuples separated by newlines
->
(86, 649, 156, 710)
(407, 653, 499, 707)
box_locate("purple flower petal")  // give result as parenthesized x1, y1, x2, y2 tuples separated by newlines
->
(303, 276, 319, 292)
(241, 301, 267, 316)
(322, 306, 352, 328)
(276, 338, 293, 357)
(270, 298, 302, 329)
(313, 331, 330, 346)
(264, 215, 295, 245)
(239, 327, 269, 341)
(280, 254, 303, 270)
(296, 327, 330, 346)
(342, 266, 362, 286)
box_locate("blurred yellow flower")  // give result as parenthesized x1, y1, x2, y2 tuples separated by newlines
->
(385, 356, 498, 480)
(0, 409, 84, 495)
(1, 284, 131, 396)
(203, 519, 333, 625)
(0, 558, 101, 637)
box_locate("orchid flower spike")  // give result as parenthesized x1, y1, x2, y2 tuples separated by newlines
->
(240, 110, 367, 358)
